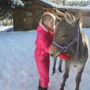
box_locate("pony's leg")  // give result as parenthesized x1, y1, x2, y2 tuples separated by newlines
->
(58, 58, 62, 73)
(52, 57, 57, 75)
(75, 67, 84, 90)
(60, 65, 69, 90)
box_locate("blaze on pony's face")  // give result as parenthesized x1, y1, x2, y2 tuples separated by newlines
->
(50, 11, 79, 58)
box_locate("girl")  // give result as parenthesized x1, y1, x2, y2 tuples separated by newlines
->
(34, 12, 71, 90)
(34, 13, 55, 90)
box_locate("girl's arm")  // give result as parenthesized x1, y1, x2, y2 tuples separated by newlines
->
(37, 39, 51, 54)
(36, 32, 52, 54)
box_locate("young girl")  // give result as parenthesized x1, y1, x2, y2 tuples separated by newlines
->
(34, 12, 71, 90)
(34, 12, 55, 90)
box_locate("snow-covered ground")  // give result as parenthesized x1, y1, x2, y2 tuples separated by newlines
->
(0, 25, 13, 32)
(0, 28, 89, 90)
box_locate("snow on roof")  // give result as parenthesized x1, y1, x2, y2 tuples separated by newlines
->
(40, 0, 90, 11)
(56, 5, 90, 10)
(40, 0, 55, 7)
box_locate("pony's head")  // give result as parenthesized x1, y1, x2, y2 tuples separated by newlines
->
(50, 11, 80, 58)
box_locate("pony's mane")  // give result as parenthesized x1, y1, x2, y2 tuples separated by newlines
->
(64, 11, 76, 25)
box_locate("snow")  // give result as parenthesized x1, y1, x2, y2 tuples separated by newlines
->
(41, 0, 55, 6)
(0, 25, 13, 32)
(0, 27, 89, 90)
(56, 6, 90, 10)
(41, 0, 90, 10)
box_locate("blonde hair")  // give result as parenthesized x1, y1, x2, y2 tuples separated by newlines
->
(40, 13, 56, 25)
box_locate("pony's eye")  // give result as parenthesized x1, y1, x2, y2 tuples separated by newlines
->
(58, 34, 67, 41)
(62, 35, 67, 38)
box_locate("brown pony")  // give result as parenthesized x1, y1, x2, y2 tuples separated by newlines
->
(50, 10, 89, 90)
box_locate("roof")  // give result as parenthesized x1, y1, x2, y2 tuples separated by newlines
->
(33, 0, 54, 8)
(22, 0, 54, 8)
(57, 5, 90, 11)
(31, 0, 90, 11)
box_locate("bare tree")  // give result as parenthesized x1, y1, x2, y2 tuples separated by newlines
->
(63, 0, 66, 5)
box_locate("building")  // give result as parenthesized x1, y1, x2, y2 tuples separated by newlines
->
(13, 0, 90, 31)
(13, 0, 53, 31)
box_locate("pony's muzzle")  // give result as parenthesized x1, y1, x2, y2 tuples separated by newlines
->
(51, 53, 54, 57)
(49, 46, 55, 57)
(49, 45, 60, 57)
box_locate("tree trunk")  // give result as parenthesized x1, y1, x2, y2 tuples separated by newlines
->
(63, 0, 66, 6)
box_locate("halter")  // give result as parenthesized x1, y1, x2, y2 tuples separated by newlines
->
(52, 25, 80, 57)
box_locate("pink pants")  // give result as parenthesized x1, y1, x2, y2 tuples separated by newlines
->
(35, 51, 50, 88)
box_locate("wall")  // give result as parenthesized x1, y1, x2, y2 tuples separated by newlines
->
(13, 1, 44, 31)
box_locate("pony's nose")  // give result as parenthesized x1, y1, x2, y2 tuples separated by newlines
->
(62, 34, 67, 37)
(51, 53, 54, 57)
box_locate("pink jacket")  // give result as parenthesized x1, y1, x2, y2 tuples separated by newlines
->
(35, 24, 54, 61)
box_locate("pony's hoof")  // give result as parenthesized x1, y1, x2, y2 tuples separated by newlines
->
(58, 68, 62, 73)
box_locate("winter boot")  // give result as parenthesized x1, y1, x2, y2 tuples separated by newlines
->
(38, 82, 47, 90)
(38, 85, 47, 90)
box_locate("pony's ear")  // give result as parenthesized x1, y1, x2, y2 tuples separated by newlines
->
(53, 8, 65, 23)
(53, 8, 65, 17)
(76, 18, 80, 24)
(64, 11, 76, 24)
